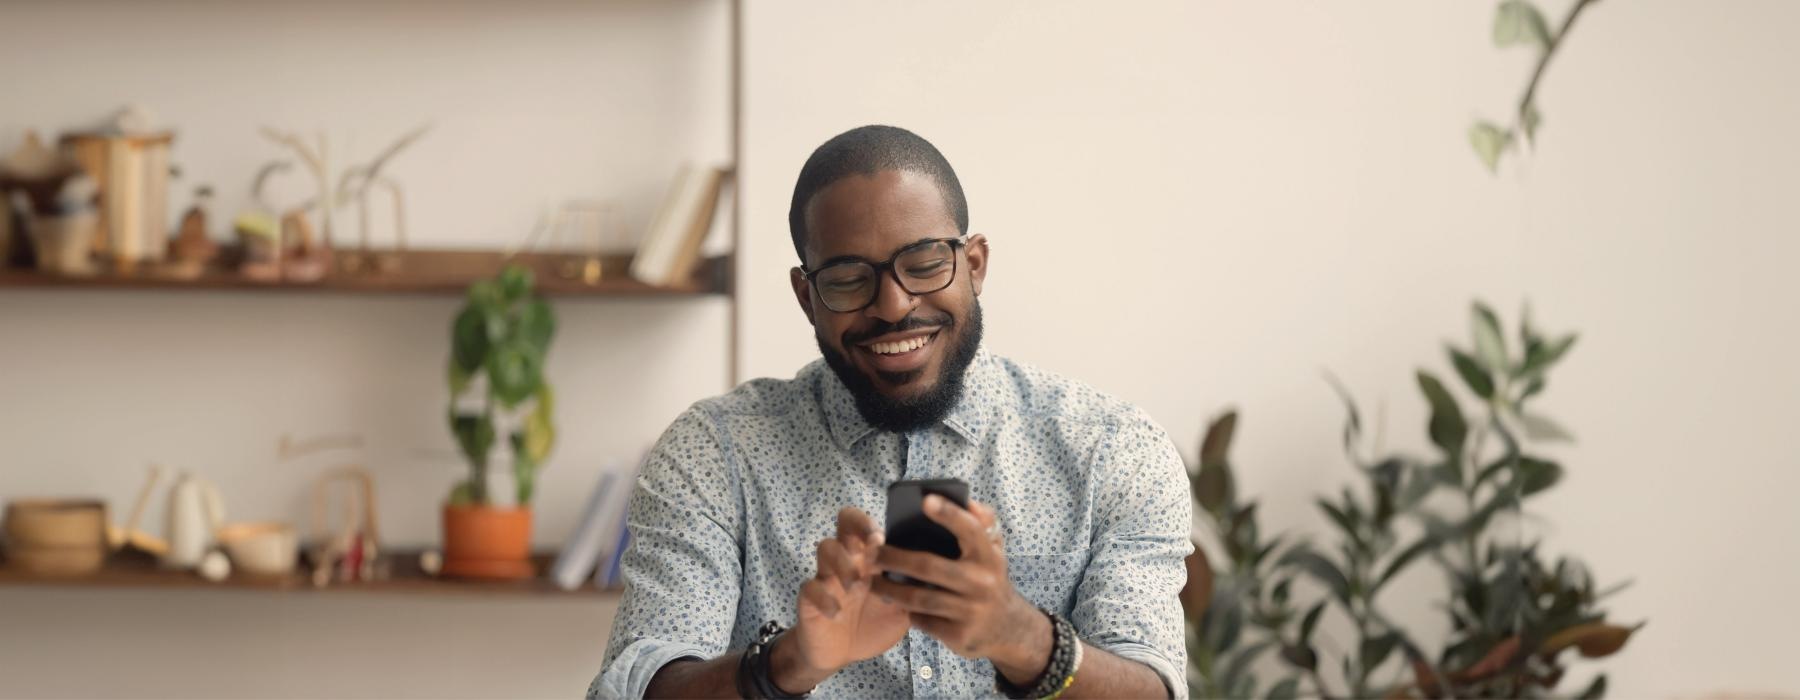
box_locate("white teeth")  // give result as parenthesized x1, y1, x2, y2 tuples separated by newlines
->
(870, 334, 931, 355)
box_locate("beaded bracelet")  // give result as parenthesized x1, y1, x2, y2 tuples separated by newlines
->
(738, 620, 811, 699)
(995, 607, 1083, 699)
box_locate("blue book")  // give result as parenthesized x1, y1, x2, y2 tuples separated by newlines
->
(548, 469, 620, 590)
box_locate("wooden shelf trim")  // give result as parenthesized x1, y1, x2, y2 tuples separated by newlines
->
(0, 549, 622, 599)
(0, 250, 731, 298)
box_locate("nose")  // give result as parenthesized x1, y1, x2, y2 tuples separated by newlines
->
(863, 268, 918, 323)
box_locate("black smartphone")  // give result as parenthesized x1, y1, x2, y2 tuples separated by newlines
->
(883, 478, 971, 586)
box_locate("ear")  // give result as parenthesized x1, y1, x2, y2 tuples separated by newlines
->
(790, 267, 817, 326)
(964, 234, 990, 297)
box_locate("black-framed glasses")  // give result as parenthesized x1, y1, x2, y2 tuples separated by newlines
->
(801, 236, 967, 313)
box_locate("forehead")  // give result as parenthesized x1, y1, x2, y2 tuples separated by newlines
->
(803, 169, 956, 265)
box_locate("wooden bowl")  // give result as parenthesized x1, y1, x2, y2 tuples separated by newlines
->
(7, 545, 107, 577)
(4, 499, 107, 550)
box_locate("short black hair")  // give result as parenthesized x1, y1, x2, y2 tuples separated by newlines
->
(787, 125, 969, 265)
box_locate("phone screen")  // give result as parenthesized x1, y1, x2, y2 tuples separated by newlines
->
(883, 478, 971, 586)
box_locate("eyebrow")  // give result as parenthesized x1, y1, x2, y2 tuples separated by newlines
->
(812, 236, 947, 269)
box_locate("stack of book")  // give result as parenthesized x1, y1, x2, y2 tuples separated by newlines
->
(547, 457, 644, 591)
(629, 164, 731, 288)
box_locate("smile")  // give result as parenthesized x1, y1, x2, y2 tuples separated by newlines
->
(868, 333, 936, 355)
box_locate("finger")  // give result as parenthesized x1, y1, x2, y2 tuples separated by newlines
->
(836, 507, 881, 548)
(816, 539, 859, 589)
(875, 545, 972, 593)
(871, 575, 966, 618)
(969, 500, 998, 530)
(799, 577, 843, 619)
(838, 507, 885, 578)
(923, 494, 993, 564)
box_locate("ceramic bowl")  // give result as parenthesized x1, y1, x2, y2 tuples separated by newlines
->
(216, 521, 298, 577)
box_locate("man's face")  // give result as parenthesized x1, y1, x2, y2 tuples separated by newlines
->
(790, 169, 989, 430)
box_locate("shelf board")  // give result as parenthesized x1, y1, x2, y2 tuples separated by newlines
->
(0, 249, 730, 298)
(0, 548, 622, 599)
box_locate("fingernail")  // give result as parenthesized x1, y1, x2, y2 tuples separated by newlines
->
(925, 495, 941, 513)
(872, 531, 886, 546)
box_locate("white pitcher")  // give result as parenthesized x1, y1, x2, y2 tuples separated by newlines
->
(163, 472, 224, 569)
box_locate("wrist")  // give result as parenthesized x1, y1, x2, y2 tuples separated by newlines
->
(766, 629, 833, 695)
(989, 599, 1054, 685)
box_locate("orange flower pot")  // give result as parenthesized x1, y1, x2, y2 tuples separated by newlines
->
(441, 505, 534, 580)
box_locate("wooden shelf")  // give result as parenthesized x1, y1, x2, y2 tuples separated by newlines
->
(0, 249, 730, 298)
(0, 548, 622, 599)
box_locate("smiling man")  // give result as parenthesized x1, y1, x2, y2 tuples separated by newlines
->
(590, 125, 1192, 699)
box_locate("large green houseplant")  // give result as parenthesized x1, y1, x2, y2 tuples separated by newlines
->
(442, 263, 557, 579)
(1183, 302, 1641, 698)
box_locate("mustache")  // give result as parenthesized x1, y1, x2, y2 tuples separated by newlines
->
(842, 311, 954, 346)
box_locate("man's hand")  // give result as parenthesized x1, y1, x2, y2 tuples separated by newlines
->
(770, 507, 911, 693)
(870, 496, 1055, 686)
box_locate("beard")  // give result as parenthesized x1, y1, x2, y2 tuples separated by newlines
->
(817, 301, 984, 433)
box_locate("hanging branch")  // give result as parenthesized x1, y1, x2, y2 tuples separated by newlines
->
(1470, 0, 1600, 172)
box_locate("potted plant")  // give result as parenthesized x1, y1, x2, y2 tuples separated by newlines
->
(442, 263, 557, 579)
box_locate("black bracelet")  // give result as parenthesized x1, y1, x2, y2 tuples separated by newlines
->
(995, 607, 1083, 699)
(739, 620, 810, 699)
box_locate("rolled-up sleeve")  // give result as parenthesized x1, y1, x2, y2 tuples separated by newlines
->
(589, 406, 743, 699)
(1071, 409, 1194, 699)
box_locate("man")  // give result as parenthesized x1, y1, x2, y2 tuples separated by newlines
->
(590, 125, 1191, 699)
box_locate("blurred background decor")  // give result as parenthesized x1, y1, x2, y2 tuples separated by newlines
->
(443, 264, 559, 580)
(1184, 303, 1640, 698)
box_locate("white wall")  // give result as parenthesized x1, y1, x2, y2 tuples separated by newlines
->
(739, 1, 1799, 697)
(4, 0, 1798, 697)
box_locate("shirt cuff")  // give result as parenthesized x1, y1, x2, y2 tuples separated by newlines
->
(588, 639, 711, 700)
(1097, 641, 1187, 700)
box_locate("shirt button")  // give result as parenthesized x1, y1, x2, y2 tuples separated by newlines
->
(917, 664, 934, 680)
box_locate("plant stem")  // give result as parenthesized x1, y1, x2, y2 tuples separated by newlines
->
(1515, 0, 1599, 134)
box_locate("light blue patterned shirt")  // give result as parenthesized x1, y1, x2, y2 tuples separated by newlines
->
(590, 349, 1192, 699)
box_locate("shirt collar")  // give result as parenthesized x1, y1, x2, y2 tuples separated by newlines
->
(815, 347, 998, 451)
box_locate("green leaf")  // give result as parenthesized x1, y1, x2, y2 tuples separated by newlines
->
(1360, 633, 1400, 674)
(1448, 347, 1495, 399)
(1521, 333, 1579, 380)
(1472, 302, 1508, 373)
(1520, 411, 1575, 442)
(450, 307, 490, 372)
(1577, 673, 1608, 700)
(447, 361, 471, 396)
(1375, 534, 1441, 592)
(449, 410, 494, 468)
(1522, 103, 1543, 143)
(1324, 373, 1363, 458)
(485, 341, 543, 408)
(1217, 641, 1273, 696)
(1494, 0, 1552, 49)
(1265, 677, 1300, 700)
(1279, 643, 1318, 672)
(1299, 601, 1326, 644)
(1317, 497, 1360, 544)
(1516, 457, 1563, 496)
(1470, 122, 1511, 172)
(447, 479, 476, 506)
(1416, 371, 1468, 457)
(523, 395, 556, 464)
(1202, 588, 1244, 652)
(517, 298, 556, 356)
(1280, 548, 1351, 603)
(498, 264, 534, 302)
(1200, 411, 1237, 468)
(466, 278, 503, 308)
